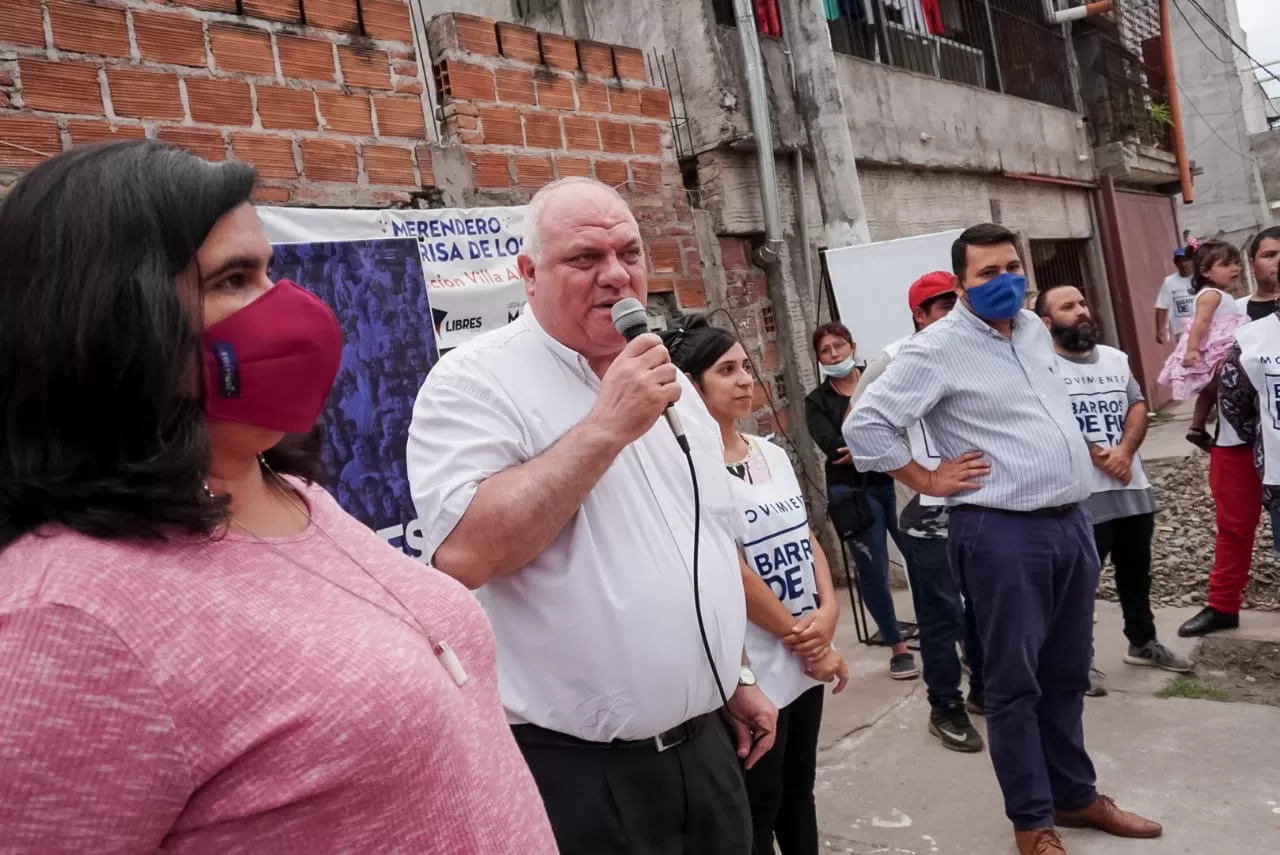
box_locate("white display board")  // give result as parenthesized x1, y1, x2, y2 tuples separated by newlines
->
(824, 229, 963, 358)
(258, 204, 528, 351)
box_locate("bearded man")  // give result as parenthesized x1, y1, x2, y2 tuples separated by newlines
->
(1036, 285, 1191, 678)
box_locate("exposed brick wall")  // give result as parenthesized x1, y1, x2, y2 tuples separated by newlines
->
(423, 13, 705, 304)
(718, 235, 787, 436)
(0, 0, 432, 205)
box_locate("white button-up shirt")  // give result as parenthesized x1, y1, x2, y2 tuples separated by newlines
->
(407, 309, 747, 742)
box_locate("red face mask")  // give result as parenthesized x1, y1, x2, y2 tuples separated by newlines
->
(201, 280, 343, 433)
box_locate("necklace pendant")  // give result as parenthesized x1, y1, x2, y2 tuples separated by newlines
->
(432, 637, 469, 687)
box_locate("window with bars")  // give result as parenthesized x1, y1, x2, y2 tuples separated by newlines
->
(712, 0, 783, 38)
(1031, 240, 1098, 316)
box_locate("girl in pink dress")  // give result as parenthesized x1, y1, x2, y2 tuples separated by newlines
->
(1158, 239, 1247, 450)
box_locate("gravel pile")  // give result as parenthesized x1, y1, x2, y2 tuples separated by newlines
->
(1096, 453, 1280, 610)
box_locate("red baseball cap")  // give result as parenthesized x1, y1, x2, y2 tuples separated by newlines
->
(908, 271, 955, 312)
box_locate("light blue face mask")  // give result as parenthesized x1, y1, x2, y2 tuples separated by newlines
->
(820, 356, 857, 379)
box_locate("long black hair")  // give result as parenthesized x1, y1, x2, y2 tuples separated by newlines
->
(660, 314, 739, 381)
(0, 140, 315, 551)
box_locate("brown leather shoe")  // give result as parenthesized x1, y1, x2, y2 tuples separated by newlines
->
(1015, 827, 1066, 854)
(1054, 795, 1162, 838)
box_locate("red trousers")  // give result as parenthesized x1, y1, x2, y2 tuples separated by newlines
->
(1208, 445, 1262, 614)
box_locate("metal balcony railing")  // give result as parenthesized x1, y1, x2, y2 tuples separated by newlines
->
(1073, 0, 1174, 154)
(828, 0, 1074, 112)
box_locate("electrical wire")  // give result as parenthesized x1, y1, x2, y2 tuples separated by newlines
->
(1177, 82, 1250, 160)
(1178, 0, 1280, 88)
(0, 139, 55, 159)
(1173, 0, 1229, 66)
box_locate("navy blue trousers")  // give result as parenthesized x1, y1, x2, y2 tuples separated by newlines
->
(947, 506, 1100, 830)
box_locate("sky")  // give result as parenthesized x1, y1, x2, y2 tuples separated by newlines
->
(1238, 0, 1280, 105)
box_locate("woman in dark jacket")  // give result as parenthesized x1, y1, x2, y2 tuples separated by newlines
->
(804, 323, 918, 680)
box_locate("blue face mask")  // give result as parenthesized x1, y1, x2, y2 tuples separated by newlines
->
(965, 272, 1027, 320)
(820, 356, 857, 379)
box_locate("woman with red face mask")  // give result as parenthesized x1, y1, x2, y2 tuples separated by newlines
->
(0, 142, 557, 854)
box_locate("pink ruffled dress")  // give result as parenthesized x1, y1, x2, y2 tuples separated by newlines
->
(1158, 286, 1247, 399)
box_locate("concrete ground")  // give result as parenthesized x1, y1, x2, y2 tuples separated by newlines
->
(1142, 399, 1198, 463)
(814, 592, 1280, 854)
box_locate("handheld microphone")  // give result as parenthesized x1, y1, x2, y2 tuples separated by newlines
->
(610, 298, 690, 453)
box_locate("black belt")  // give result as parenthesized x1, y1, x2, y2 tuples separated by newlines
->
(514, 713, 711, 753)
(953, 503, 1078, 519)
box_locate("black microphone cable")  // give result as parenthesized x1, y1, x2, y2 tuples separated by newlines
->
(679, 409, 770, 756)
(611, 298, 767, 752)
(681, 446, 727, 710)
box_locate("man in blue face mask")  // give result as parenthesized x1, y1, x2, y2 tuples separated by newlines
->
(845, 224, 1163, 855)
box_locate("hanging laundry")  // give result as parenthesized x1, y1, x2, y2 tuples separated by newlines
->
(922, 0, 945, 36)
(824, 0, 841, 21)
(755, 0, 782, 37)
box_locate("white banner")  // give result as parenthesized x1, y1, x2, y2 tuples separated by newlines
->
(824, 230, 963, 359)
(257, 205, 528, 351)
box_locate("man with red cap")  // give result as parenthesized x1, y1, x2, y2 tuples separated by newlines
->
(849, 271, 984, 752)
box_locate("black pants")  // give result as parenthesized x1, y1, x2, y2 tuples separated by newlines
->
(742, 685, 824, 855)
(1092, 512, 1157, 647)
(512, 715, 751, 855)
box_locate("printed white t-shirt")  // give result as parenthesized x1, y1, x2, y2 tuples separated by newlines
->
(1235, 315, 1280, 484)
(1155, 273, 1194, 337)
(728, 435, 820, 710)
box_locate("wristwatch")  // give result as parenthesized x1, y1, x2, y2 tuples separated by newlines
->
(738, 666, 758, 687)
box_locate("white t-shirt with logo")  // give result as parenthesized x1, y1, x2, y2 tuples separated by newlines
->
(728, 435, 820, 710)
(1236, 315, 1280, 484)
(1055, 346, 1157, 523)
(1155, 273, 1195, 337)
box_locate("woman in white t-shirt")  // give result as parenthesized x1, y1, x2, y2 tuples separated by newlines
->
(662, 315, 846, 855)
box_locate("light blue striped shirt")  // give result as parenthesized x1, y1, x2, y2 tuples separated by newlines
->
(844, 300, 1093, 512)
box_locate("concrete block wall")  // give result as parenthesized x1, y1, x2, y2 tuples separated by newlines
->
(0, 0, 433, 205)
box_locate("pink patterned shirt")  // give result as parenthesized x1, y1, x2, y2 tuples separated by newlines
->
(0, 485, 557, 854)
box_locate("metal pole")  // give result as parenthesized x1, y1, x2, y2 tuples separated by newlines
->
(795, 147, 815, 301)
(1159, 0, 1195, 203)
(982, 0, 1006, 94)
(731, 0, 785, 262)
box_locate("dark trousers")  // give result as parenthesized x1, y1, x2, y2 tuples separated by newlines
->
(512, 715, 751, 855)
(960, 575, 985, 700)
(833, 482, 904, 645)
(899, 534, 964, 709)
(1092, 513, 1157, 647)
(742, 685, 823, 855)
(948, 506, 1100, 830)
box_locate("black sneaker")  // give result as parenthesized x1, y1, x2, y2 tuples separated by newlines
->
(929, 705, 984, 753)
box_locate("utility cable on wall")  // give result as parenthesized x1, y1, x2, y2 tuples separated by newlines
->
(1178, 0, 1280, 88)
(1172, 0, 1228, 65)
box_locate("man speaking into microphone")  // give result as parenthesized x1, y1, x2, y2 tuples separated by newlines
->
(407, 177, 775, 854)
